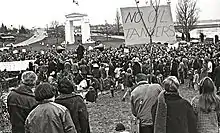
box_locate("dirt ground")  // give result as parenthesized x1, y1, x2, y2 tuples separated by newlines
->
(87, 79, 199, 133)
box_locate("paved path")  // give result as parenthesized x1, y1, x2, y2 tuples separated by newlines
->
(14, 29, 47, 47)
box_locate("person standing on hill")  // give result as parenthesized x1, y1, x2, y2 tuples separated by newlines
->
(191, 77, 220, 133)
(152, 76, 197, 133)
(55, 77, 90, 133)
(25, 83, 77, 133)
(7, 71, 38, 133)
(214, 60, 220, 91)
(131, 73, 162, 133)
(132, 58, 142, 76)
(76, 43, 85, 61)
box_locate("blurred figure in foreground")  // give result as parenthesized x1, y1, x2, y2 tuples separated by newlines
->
(131, 73, 162, 133)
(25, 83, 77, 133)
(152, 76, 197, 133)
(55, 77, 90, 133)
(7, 71, 38, 133)
(191, 77, 220, 133)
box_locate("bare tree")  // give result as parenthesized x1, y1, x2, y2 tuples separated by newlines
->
(115, 9, 121, 35)
(51, 21, 60, 44)
(51, 21, 59, 29)
(176, 0, 199, 42)
(135, 0, 160, 45)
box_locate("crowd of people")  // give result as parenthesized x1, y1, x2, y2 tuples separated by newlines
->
(1, 40, 220, 132)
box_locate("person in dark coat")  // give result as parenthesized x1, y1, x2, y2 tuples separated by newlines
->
(28, 62, 34, 72)
(7, 71, 38, 133)
(87, 75, 100, 100)
(214, 60, 220, 91)
(76, 43, 85, 61)
(152, 76, 197, 133)
(132, 59, 142, 76)
(55, 77, 90, 133)
(47, 58, 57, 77)
(85, 86, 97, 103)
(108, 60, 115, 78)
(170, 58, 179, 77)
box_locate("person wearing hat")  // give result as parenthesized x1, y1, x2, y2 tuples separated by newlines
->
(191, 77, 220, 133)
(55, 77, 90, 133)
(131, 73, 162, 133)
(25, 82, 77, 133)
(152, 76, 197, 133)
(7, 71, 38, 133)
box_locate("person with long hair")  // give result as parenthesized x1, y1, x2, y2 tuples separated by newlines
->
(152, 76, 197, 133)
(191, 77, 220, 133)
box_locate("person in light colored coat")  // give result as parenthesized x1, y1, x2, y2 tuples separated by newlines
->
(131, 73, 162, 133)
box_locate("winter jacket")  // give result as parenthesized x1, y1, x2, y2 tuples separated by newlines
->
(7, 84, 38, 133)
(132, 62, 142, 76)
(131, 82, 162, 126)
(152, 93, 197, 133)
(55, 93, 90, 133)
(25, 101, 76, 133)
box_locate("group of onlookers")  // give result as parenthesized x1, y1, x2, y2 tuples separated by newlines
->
(131, 74, 220, 133)
(7, 71, 90, 133)
(1, 41, 220, 132)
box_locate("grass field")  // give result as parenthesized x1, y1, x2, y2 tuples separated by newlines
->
(87, 79, 198, 133)
(1, 36, 198, 133)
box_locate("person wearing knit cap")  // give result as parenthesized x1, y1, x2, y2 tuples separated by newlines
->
(25, 82, 77, 133)
(191, 77, 220, 133)
(151, 76, 197, 133)
(7, 71, 38, 133)
(131, 73, 162, 133)
(55, 77, 91, 133)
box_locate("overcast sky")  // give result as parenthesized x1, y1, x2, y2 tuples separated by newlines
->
(0, 0, 220, 29)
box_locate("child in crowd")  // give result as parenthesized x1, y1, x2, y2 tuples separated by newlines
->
(115, 123, 129, 133)
(193, 69, 199, 91)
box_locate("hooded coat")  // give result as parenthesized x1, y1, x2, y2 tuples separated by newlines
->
(55, 93, 90, 133)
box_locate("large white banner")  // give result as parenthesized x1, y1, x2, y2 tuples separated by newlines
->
(0, 60, 35, 71)
(121, 5, 176, 45)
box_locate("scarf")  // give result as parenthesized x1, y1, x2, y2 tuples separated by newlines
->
(154, 90, 167, 133)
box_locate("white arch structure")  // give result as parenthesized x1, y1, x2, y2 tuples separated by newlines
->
(65, 13, 91, 44)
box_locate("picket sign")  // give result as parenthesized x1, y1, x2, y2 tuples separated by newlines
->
(121, 5, 176, 45)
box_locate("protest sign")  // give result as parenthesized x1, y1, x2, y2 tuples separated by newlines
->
(121, 5, 176, 45)
(0, 60, 35, 71)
